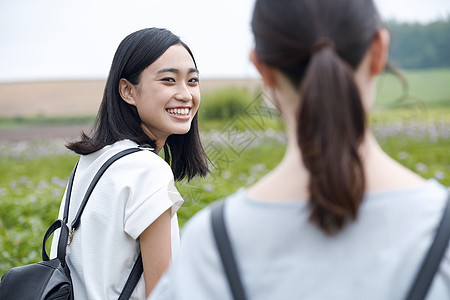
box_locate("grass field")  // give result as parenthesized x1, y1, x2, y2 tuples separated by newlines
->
(375, 68, 450, 108)
(0, 68, 449, 275)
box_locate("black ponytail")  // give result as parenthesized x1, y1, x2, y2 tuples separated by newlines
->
(252, 0, 382, 234)
(298, 47, 366, 234)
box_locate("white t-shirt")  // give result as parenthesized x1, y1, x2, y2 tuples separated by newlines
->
(50, 139, 183, 299)
(149, 179, 449, 300)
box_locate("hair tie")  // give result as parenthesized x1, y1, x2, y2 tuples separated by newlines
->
(311, 38, 336, 53)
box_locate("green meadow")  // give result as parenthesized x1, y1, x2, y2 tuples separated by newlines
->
(1, 68, 449, 275)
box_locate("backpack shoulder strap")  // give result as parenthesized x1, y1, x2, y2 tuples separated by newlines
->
(211, 193, 450, 300)
(211, 201, 247, 300)
(63, 161, 78, 223)
(70, 147, 143, 230)
(65, 146, 152, 299)
(118, 252, 144, 300)
(406, 192, 450, 300)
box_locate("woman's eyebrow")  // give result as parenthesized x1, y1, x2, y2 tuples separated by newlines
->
(156, 67, 199, 74)
(188, 67, 199, 74)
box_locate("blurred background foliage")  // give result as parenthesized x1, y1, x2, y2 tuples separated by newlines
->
(1, 18, 450, 275)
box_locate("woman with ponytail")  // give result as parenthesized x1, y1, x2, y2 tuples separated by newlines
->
(150, 1, 449, 299)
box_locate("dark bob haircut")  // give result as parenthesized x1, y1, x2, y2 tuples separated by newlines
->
(67, 27, 209, 181)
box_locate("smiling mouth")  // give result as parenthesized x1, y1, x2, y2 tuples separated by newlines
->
(166, 108, 190, 116)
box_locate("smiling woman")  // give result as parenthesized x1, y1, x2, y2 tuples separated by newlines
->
(48, 28, 209, 299)
(118, 44, 201, 150)
(67, 28, 209, 180)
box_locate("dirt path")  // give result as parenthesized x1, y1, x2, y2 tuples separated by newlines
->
(0, 124, 91, 141)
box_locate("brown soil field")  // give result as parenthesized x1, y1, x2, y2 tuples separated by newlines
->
(0, 78, 261, 141)
(0, 78, 261, 118)
(0, 124, 92, 141)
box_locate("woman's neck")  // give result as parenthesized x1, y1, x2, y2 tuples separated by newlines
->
(359, 130, 426, 192)
(141, 125, 166, 153)
(247, 127, 426, 202)
(246, 128, 310, 202)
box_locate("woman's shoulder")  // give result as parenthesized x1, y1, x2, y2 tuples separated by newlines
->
(108, 140, 170, 170)
(364, 179, 448, 209)
(79, 139, 173, 182)
(181, 190, 246, 241)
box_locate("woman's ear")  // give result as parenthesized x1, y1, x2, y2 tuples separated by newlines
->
(369, 28, 390, 76)
(249, 49, 277, 88)
(119, 78, 136, 106)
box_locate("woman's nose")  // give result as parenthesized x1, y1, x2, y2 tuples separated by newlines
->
(174, 83, 193, 101)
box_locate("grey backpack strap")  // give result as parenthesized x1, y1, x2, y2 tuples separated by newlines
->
(211, 193, 450, 300)
(211, 201, 247, 300)
(406, 192, 450, 300)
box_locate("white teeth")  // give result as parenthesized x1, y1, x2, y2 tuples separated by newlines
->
(167, 108, 189, 115)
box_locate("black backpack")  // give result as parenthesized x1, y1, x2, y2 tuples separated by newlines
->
(0, 147, 149, 300)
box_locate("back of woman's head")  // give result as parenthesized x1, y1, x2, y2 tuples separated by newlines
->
(68, 28, 208, 180)
(252, 0, 383, 234)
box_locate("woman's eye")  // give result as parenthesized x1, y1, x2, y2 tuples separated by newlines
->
(161, 77, 175, 83)
(189, 77, 199, 84)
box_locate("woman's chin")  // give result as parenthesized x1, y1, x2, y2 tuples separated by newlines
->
(170, 126, 191, 136)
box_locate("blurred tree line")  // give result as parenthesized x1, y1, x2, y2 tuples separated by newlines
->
(386, 17, 450, 69)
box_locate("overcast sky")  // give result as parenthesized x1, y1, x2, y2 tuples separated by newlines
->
(0, 0, 449, 83)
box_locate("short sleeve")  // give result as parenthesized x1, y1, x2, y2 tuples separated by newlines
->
(121, 151, 184, 239)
